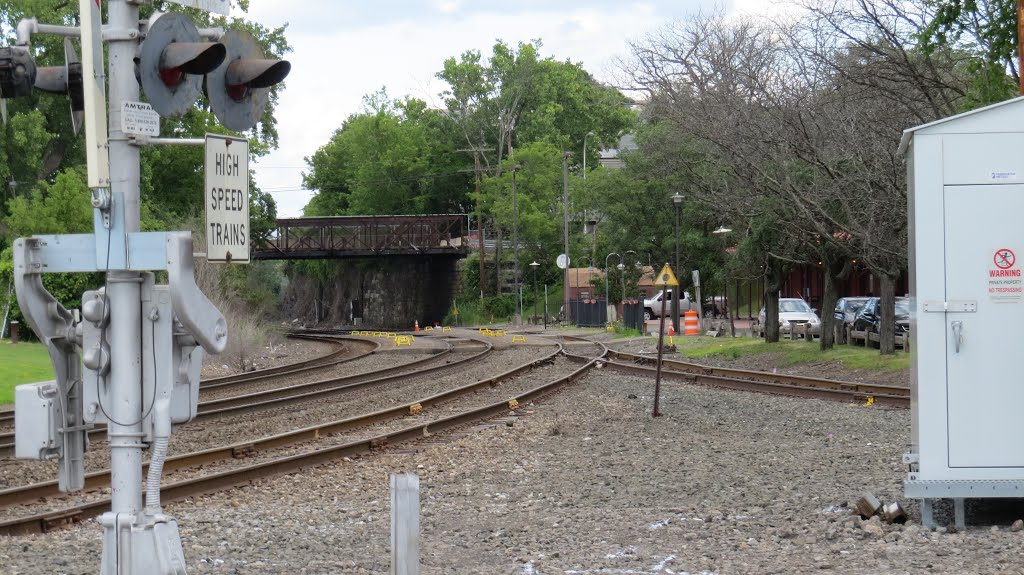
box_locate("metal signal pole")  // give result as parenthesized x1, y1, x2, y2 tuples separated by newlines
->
(103, 0, 145, 540)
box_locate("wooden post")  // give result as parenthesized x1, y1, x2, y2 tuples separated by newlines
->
(1019, 0, 1024, 95)
(391, 473, 420, 575)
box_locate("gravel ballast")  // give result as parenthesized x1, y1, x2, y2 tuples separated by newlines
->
(4, 358, 1022, 574)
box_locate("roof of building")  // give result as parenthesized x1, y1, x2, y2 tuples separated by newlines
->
(897, 95, 1024, 155)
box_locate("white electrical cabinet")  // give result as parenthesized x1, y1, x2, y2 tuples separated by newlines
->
(901, 97, 1024, 529)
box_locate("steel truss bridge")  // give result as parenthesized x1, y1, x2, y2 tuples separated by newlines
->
(252, 214, 469, 260)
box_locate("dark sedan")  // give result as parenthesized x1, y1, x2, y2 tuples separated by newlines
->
(852, 297, 910, 335)
(834, 297, 871, 331)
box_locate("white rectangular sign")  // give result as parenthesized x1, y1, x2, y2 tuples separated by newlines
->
(79, 0, 110, 188)
(205, 134, 250, 263)
(164, 0, 230, 15)
(121, 101, 159, 136)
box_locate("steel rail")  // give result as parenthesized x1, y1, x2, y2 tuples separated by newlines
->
(0, 334, 369, 427)
(0, 341, 601, 535)
(0, 337, 459, 456)
(602, 351, 908, 408)
(606, 349, 909, 399)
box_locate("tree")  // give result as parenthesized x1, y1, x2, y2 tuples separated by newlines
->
(303, 93, 472, 217)
(0, 0, 291, 234)
(2, 168, 100, 321)
(620, 4, 980, 352)
(919, 0, 1019, 104)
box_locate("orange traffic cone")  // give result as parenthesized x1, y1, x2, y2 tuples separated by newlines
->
(414, 320, 420, 332)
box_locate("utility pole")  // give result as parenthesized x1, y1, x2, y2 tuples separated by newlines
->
(562, 151, 572, 325)
(475, 151, 486, 299)
(458, 148, 494, 299)
(512, 164, 521, 325)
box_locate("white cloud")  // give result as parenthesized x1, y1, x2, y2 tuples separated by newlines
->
(436, 1, 461, 15)
(241, 1, 763, 216)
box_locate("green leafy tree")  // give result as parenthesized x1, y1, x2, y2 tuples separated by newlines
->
(303, 92, 472, 216)
(2, 168, 100, 323)
(919, 0, 1019, 104)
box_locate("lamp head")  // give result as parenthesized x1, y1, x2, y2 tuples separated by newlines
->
(672, 192, 684, 206)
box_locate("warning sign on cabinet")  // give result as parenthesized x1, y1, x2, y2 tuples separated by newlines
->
(988, 248, 1022, 302)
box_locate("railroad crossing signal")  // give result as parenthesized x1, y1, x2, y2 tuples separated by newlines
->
(140, 12, 226, 118)
(6, 2, 291, 573)
(207, 29, 292, 131)
(0, 46, 36, 98)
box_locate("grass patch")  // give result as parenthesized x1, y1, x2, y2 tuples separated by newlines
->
(675, 336, 910, 371)
(612, 325, 642, 338)
(0, 340, 55, 404)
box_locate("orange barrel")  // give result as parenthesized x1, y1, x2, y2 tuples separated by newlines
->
(683, 310, 699, 335)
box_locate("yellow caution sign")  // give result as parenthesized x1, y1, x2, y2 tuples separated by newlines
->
(395, 335, 412, 346)
(654, 263, 679, 287)
(442, 326, 453, 332)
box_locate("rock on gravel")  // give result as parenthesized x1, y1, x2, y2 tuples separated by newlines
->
(3, 369, 1023, 574)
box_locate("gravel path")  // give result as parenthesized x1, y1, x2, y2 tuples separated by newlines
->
(5, 356, 1021, 574)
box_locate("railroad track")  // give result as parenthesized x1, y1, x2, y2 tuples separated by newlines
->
(0, 336, 475, 457)
(0, 339, 607, 535)
(602, 348, 909, 407)
(0, 334, 370, 429)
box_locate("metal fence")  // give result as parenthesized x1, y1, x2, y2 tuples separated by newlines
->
(622, 299, 644, 332)
(571, 298, 607, 328)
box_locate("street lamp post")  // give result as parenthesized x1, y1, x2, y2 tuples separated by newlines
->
(623, 249, 638, 308)
(671, 192, 684, 335)
(512, 164, 522, 325)
(604, 251, 620, 324)
(529, 261, 540, 326)
(562, 151, 572, 325)
(583, 131, 595, 179)
(617, 261, 627, 311)
(712, 225, 734, 336)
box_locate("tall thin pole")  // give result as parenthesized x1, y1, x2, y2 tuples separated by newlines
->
(475, 151, 486, 300)
(562, 151, 571, 326)
(512, 166, 520, 325)
(107, 0, 144, 533)
(673, 202, 681, 334)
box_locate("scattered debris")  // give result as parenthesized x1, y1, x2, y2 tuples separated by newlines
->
(881, 501, 906, 524)
(855, 493, 882, 519)
(1012, 519, 1024, 532)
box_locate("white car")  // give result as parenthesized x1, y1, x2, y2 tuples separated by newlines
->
(643, 289, 695, 321)
(758, 298, 821, 336)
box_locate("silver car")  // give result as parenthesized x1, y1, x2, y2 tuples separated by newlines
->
(758, 298, 821, 336)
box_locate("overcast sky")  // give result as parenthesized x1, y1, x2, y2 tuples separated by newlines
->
(241, 0, 776, 217)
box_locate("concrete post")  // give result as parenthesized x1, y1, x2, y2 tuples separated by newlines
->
(391, 473, 420, 575)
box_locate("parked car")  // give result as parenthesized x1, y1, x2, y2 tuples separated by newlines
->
(852, 297, 910, 335)
(757, 298, 821, 336)
(834, 297, 871, 332)
(642, 289, 695, 321)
